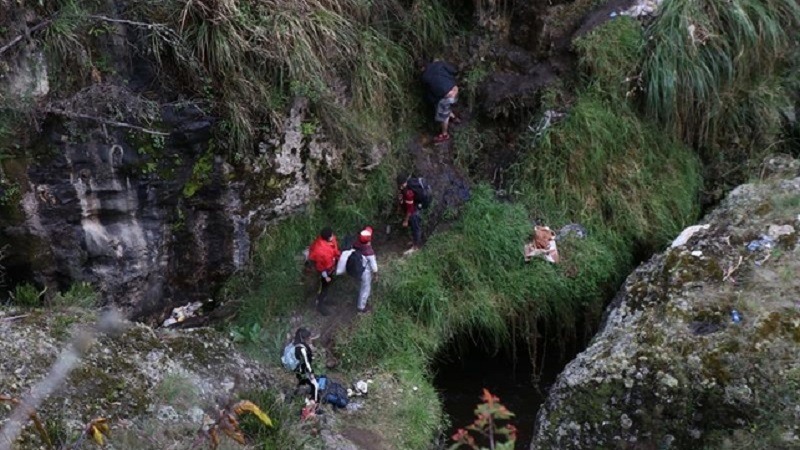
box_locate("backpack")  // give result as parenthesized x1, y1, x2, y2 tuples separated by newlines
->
(406, 177, 432, 210)
(323, 381, 349, 408)
(345, 248, 365, 279)
(281, 343, 301, 371)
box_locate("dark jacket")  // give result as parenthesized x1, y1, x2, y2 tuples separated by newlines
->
(422, 61, 458, 105)
(294, 344, 313, 375)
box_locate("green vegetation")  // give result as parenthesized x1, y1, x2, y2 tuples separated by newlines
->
(346, 186, 620, 361)
(52, 281, 97, 308)
(574, 17, 643, 96)
(641, 0, 800, 162)
(224, 13, 707, 449)
(237, 389, 310, 449)
(9, 282, 45, 308)
(126, 0, 451, 153)
(515, 17, 700, 252)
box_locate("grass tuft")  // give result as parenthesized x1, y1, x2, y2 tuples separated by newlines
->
(641, 0, 800, 152)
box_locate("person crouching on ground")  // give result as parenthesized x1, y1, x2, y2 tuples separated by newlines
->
(397, 175, 422, 254)
(307, 227, 340, 315)
(292, 327, 319, 405)
(353, 226, 378, 313)
(420, 58, 460, 143)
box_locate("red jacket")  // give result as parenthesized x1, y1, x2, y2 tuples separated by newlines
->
(308, 236, 341, 273)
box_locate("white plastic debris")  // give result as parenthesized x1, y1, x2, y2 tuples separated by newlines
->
(671, 224, 710, 248)
(620, 0, 662, 17)
(162, 301, 203, 327)
(767, 224, 795, 240)
(691, 251, 703, 257)
(355, 380, 369, 395)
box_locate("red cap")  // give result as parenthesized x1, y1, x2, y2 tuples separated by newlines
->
(359, 226, 373, 243)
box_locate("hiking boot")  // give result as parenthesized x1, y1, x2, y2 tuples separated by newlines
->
(433, 133, 450, 143)
(357, 305, 373, 314)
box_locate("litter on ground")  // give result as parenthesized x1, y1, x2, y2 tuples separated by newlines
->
(746, 236, 776, 252)
(162, 301, 203, 327)
(524, 226, 560, 264)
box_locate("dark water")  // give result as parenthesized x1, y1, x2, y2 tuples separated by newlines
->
(433, 337, 579, 449)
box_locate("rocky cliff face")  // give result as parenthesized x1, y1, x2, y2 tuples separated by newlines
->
(0, 5, 379, 318)
(531, 158, 800, 449)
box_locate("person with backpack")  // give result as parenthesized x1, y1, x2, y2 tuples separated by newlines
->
(352, 226, 378, 313)
(420, 58, 460, 143)
(307, 227, 341, 315)
(397, 174, 431, 254)
(282, 327, 319, 404)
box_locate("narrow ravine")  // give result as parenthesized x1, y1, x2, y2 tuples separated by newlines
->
(434, 333, 582, 449)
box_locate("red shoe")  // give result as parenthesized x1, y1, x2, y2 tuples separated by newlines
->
(433, 133, 450, 143)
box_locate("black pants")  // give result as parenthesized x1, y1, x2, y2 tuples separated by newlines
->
(410, 212, 423, 247)
(296, 373, 319, 402)
(316, 274, 332, 304)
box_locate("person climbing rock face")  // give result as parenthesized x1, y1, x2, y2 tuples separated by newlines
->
(307, 226, 341, 315)
(420, 58, 460, 143)
(352, 226, 378, 313)
(292, 327, 319, 404)
(397, 175, 422, 254)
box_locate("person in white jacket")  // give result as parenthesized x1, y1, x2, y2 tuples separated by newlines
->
(352, 226, 378, 313)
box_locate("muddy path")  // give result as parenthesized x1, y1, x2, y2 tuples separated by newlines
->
(291, 132, 472, 369)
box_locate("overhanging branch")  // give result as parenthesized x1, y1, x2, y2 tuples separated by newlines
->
(44, 107, 169, 136)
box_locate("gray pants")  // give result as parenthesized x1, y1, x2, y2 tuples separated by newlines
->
(358, 268, 372, 310)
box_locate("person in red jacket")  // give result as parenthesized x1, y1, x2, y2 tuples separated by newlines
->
(307, 227, 340, 315)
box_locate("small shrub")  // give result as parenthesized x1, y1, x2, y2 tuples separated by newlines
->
(9, 282, 45, 307)
(53, 281, 97, 308)
(449, 389, 516, 450)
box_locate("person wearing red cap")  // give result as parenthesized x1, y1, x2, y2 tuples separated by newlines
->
(352, 226, 378, 313)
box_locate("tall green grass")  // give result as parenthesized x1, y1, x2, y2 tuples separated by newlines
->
(130, 0, 452, 153)
(513, 17, 701, 253)
(343, 186, 623, 363)
(641, 0, 800, 152)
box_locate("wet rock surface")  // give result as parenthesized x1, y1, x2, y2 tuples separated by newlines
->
(531, 164, 800, 449)
(0, 10, 375, 319)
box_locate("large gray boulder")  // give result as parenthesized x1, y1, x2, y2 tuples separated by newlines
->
(532, 164, 800, 449)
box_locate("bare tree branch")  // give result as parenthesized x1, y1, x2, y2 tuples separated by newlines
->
(0, 309, 128, 450)
(87, 14, 166, 29)
(0, 20, 53, 56)
(44, 107, 169, 136)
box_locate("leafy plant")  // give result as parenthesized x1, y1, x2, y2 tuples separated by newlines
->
(449, 389, 517, 450)
(53, 281, 97, 308)
(230, 322, 266, 346)
(197, 400, 272, 449)
(9, 282, 46, 308)
(183, 150, 214, 198)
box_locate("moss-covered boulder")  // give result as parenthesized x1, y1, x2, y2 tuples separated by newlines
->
(0, 308, 273, 449)
(531, 164, 800, 449)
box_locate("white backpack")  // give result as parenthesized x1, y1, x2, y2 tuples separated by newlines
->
(281, 343, 301, 371)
